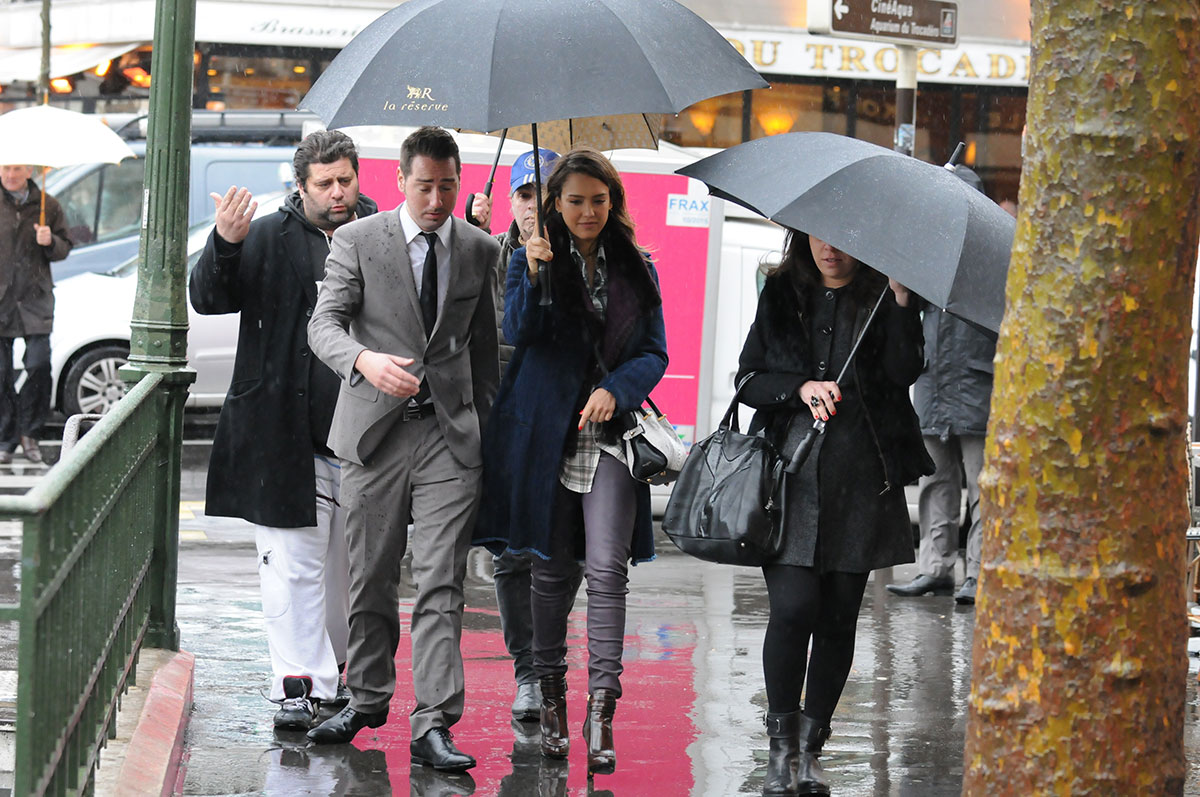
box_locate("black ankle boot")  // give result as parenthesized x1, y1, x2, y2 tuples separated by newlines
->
(763, 710, 800, 796)
(539, 674, 569, 759)
(583, 688, 617, 775)
(796, 714, 832, 796)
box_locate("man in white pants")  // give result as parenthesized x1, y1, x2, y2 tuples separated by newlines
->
(189, 130, 379, 729)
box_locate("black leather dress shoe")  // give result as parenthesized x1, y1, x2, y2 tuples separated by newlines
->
(306, 706, 388, 744)
(954, 576, 978, 605)
(885, 574, 955, 597)
(411, 727, 477, 771)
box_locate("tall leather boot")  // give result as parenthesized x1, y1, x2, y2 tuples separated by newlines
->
(582, 688, 617, 775)
(539, 674, 570, 759)
(796, 714, 832, 796)
(763, 710, 800, 796)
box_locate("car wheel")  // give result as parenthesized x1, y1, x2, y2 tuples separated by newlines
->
(62, 345, 130, 417)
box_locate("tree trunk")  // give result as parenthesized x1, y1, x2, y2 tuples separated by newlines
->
(963, 2, 1200, 794)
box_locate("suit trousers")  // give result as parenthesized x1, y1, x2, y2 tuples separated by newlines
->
(340, 412, 480, 738)
(532, 452, 636, 696)
(917, 434, 984, 581)
(0, 334, 50, 450)
(253, 456, 349, 702)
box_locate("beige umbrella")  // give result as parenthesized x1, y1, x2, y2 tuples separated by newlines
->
(459, 112, 665, 226)
(465, 112, 665, 154)
(0, 104, 136, 223)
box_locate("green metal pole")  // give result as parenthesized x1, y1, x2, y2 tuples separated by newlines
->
(122, 0, 198, 651)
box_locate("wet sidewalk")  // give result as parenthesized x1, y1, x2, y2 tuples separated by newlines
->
(176, 514, 985, 796)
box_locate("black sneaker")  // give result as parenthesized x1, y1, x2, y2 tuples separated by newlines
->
(274, 675, 318, 731)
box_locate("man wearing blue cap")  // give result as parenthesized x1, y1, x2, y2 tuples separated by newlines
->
(470, 148, 584, 722)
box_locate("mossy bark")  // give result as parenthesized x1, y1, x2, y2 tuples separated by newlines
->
(963, 2, 1200, 794)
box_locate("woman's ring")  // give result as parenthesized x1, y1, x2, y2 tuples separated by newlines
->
(809, 396, 821, 408)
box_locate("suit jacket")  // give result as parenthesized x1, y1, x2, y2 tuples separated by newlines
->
(308, 210, 500, 467)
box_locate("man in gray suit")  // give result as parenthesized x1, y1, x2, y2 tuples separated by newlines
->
(305, 127, 499, 773)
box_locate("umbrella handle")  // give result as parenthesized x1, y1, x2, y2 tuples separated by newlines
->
(532, 123, 552, 307)
(786, 284, 890, 474)
(38, 166, 47, 227)
(785, 420, 824, 474)
(483, 128, 508, 198)
(465, 128, 509, 228)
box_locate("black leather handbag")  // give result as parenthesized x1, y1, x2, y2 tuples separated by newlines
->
(662, 375, 785, 566)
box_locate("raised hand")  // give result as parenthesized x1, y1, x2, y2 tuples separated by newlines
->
(210, 186, 257, 244)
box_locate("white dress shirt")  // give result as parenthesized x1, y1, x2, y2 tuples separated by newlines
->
(398, 201, 453, 319)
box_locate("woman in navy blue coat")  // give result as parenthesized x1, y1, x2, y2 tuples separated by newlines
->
(474, 148, 667, 775)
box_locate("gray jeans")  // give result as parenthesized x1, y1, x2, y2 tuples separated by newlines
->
(531, 453, 636, 696)
(917, 434, 984, 581)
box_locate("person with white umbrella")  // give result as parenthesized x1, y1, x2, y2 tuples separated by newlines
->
(0, 163, 71, 463)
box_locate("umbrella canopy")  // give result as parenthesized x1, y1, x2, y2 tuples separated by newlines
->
(0, 105, 136, 169)
(677, 132, 1016, 332)
(464, 112, 665, 154)
(300, 0, 767, 132)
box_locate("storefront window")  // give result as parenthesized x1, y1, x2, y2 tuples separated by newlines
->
(663, 91, 745, 149)
(197, 48, 334, 111)
(914, 86, 1024, 201)
(748, 82, 845, 138)
(852, 86, 896, 150)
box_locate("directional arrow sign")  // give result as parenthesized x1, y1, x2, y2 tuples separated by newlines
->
(808, 0, 958, 48)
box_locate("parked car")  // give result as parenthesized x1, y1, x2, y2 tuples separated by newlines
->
(43, 110, 313, 281)
(45, 192, 289, 416)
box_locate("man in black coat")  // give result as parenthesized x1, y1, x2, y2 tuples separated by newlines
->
(189, 130, 378, 730)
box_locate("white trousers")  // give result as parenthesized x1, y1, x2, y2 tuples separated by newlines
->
(255, 456, 350, 701)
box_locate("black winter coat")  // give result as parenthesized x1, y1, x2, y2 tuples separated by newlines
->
(737, 273, 934, 495)
(736, 272, 934, 571)
(913, 302, 995, 438)
(188, 191, 378, 527)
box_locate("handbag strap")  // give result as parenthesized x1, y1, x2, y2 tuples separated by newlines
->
(720, 372, 758, 433)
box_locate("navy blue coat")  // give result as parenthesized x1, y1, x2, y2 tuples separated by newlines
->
(473, 247, 668, 562)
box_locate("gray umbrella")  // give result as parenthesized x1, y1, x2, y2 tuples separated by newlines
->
(301, 0, 766, 304)
(299, 0, 767, 132)
(677, 132, 1016, 332)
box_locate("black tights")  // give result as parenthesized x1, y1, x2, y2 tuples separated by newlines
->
(761, 564, 869, 724)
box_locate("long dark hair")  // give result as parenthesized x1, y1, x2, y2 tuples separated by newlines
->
(540, 147, 660, 314)
(769, 228, 886, 308)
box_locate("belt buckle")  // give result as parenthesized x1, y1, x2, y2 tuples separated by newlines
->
(402, 403, 422, 421)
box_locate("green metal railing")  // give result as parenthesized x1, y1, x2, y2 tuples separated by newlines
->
(0, 0, 199, 792)
(0, 372, 187, 795)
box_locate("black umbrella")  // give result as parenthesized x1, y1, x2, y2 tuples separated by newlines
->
(300, 0, 767, 302)
(676, 132, 1016, 333)
(300, 0, 765, 132)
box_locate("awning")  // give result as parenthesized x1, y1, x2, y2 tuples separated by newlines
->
(0, 42, 142, 84)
